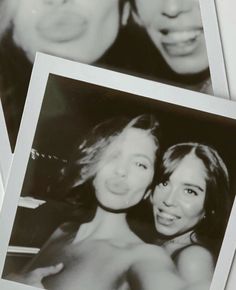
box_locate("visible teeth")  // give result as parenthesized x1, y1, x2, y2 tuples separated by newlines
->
(159, 210, 178, 220)
(161, 30, 202, 44)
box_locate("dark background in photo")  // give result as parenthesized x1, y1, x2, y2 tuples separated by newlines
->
(4, 74, 236, 277)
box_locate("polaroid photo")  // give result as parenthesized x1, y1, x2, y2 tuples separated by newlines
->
(0, 102, 12, 187)
(199, 0, 229, 99)
(0, 172, 4, 210)
(0, 53, 236, 290)
(214, 0, 236, 101)
(0, 0, 230, 169)
(225, 250, 236, 290)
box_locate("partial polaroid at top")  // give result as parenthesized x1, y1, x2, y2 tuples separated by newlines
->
(0, 0, 228, 153)
(0, 53, 235, 290)
(214, 0, 236, 101)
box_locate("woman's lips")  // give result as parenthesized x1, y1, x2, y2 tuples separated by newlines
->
(160, 29, 202, 43)
(156, 209, 180, 225)
(36, 11, 88, 42)
(105, 179, 129, 196)
(160, 28, 203, 56)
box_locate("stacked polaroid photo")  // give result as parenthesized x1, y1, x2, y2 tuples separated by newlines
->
(0, 1, 235, 290)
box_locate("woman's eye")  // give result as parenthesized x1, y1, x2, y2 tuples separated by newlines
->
(184, 188, 198, 196)
(162, 181, 169, 187)
(135, 161, 148, 170)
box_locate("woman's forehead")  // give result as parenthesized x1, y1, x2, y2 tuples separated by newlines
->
(102, 127, 156, 158)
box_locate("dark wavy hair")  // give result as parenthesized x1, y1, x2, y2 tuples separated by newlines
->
(155, 142, 230, 256)
(55, 114, 161, 211)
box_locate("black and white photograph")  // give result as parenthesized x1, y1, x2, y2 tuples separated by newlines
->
(0, 54, 235, 290)
(214, 0, 236, 101)
(0, 0, 229, 158)
(0, 102, 11, 187)
(225, 250, 236, 289)
(0, 173, 4, 209)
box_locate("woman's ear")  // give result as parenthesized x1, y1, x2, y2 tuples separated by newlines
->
(121, 2, 131, 26)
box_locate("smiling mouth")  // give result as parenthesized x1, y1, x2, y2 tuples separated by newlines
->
(156, 209, 180, 225)
(159, 29, 203, 56)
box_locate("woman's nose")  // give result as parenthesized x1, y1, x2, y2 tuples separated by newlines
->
(114, 160, 128, 178)
(162, 188, 177, 207)
(162, 0, 192, 18)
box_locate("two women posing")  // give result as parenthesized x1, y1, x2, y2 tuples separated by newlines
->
(7, 114, 230, 290)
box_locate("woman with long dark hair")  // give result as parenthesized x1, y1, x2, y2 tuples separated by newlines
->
(151, 143, 230, 289)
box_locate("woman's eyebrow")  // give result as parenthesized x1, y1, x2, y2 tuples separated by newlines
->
(184, 183, 205, 192)
(134, 153, 154, 165)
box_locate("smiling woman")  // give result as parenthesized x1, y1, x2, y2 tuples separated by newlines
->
(131, 0, 208, 75)
(151, 142, 230, 288)
(129, 0, 212, 95)
(153, 153, 206, 237)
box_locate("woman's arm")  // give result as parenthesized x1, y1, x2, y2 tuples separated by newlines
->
(176, 245, 214, 290)
(6, 223, 70, 288)
(128, 244, 186, 290)
(6, 263, 64, 289)
(23, 222, 72, 273)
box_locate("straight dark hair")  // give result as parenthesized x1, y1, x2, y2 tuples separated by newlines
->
(156, 142, 230, 258)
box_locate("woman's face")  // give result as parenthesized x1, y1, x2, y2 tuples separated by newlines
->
(93, 127, 156, 211)
(11, 0, 120, 63)
(134, 0, 209, 74)
(152, 153, 206, 237)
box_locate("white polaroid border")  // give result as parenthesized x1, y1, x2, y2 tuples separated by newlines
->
(225, 250, 236, 289)
(0, 53, 235, 290)
(0, 102, 12, 187)
(0, 171, 4, 211)
(214, 0, 236, 101)
(199, 0, 230, 99)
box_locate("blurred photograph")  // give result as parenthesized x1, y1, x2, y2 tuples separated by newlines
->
(0, 0, 227, 151)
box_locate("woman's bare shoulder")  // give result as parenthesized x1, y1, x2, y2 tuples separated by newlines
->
(176, 245, 214, 282)
(128, 244, 185, 290)
(177, 245, 213, 263)
(132, 243, 174, 269)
